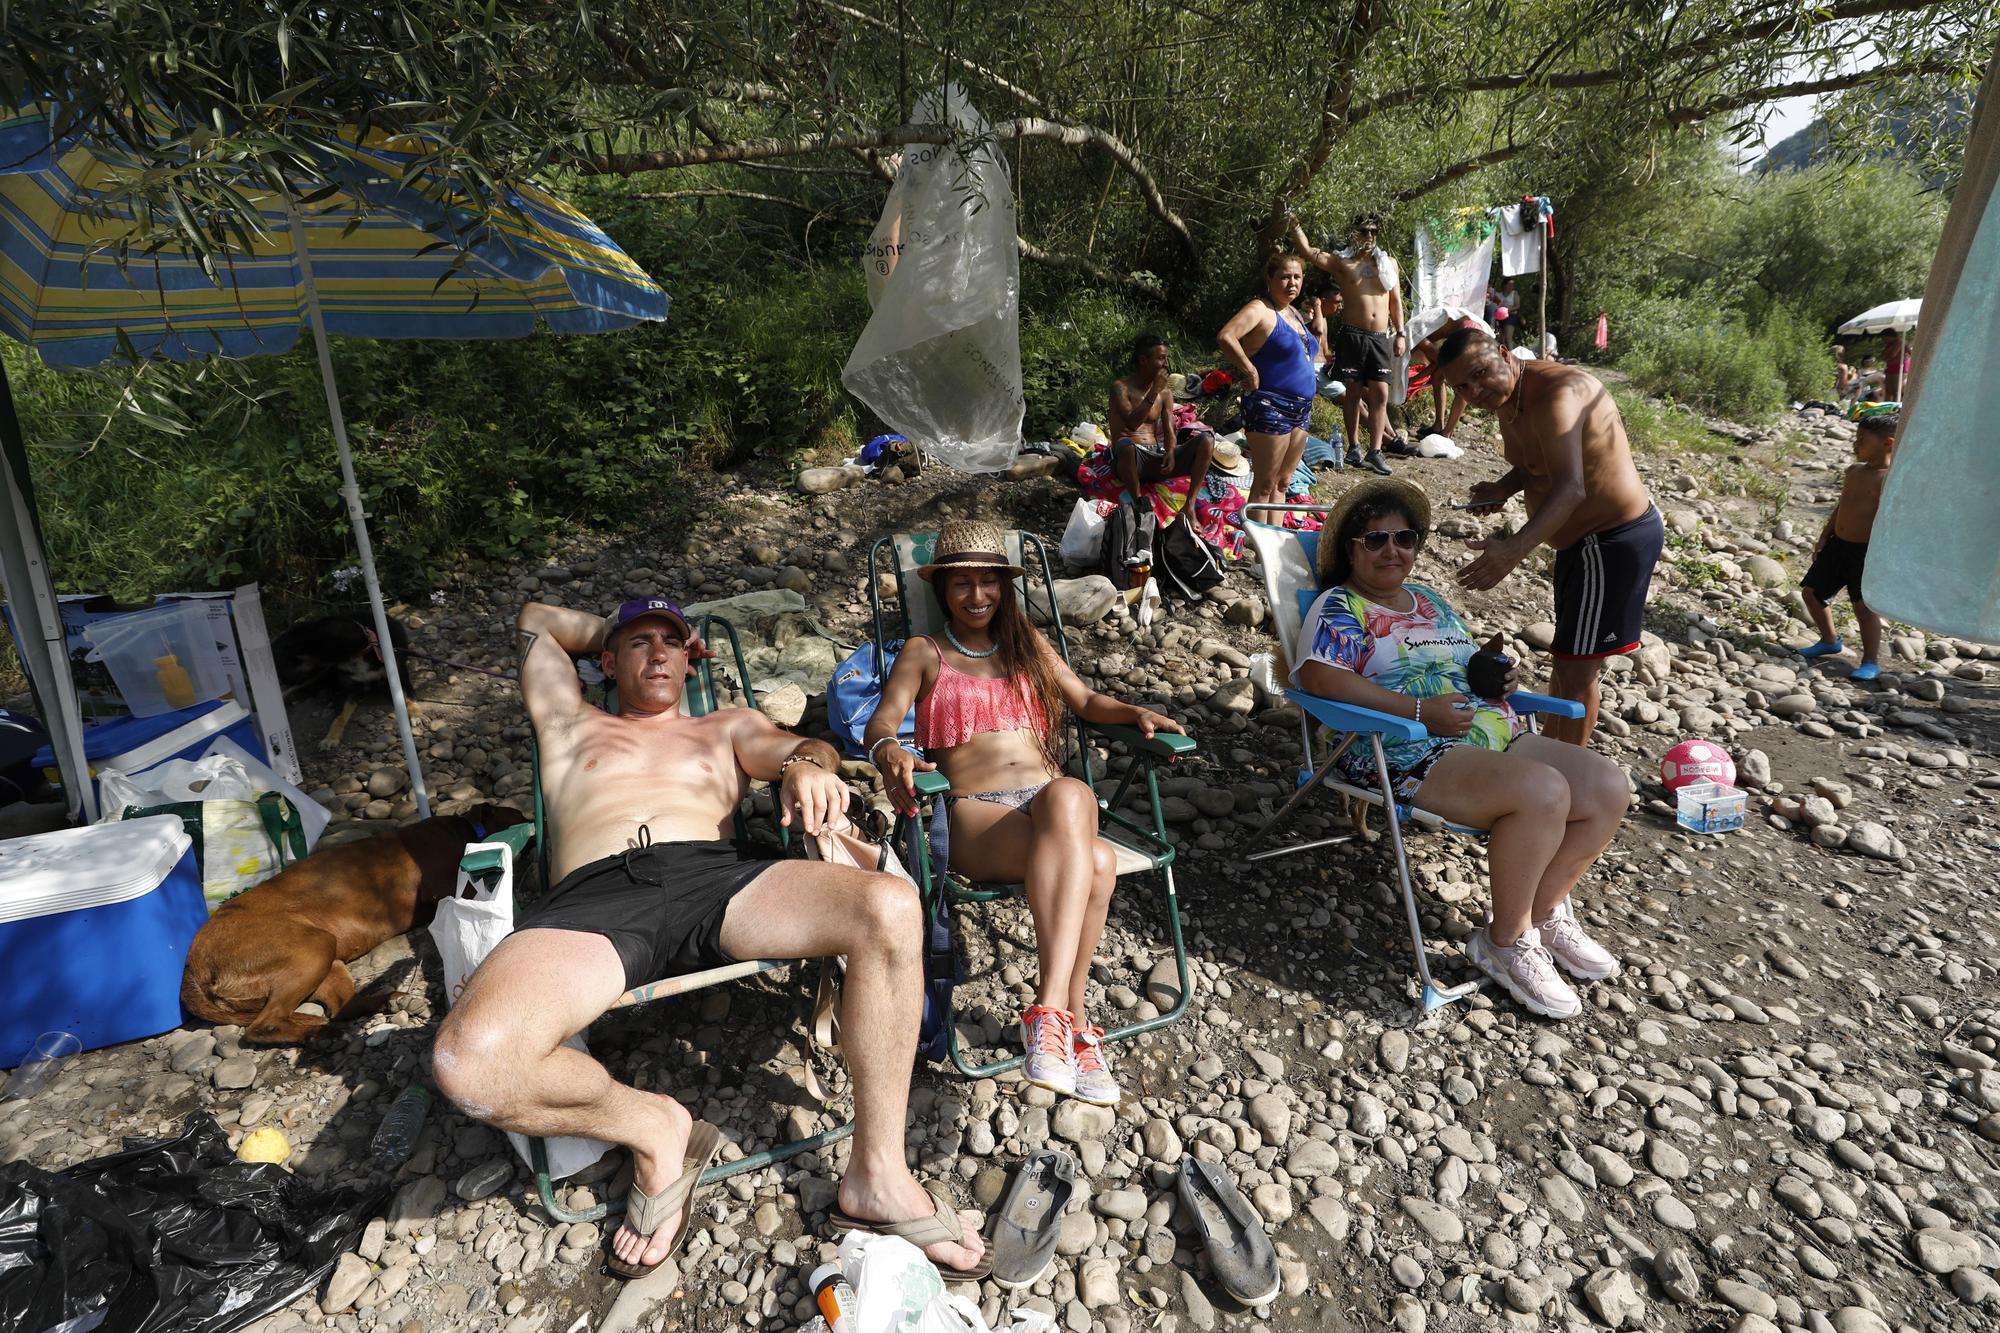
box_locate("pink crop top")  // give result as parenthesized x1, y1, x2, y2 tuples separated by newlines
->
(913, 637, 1048, 750)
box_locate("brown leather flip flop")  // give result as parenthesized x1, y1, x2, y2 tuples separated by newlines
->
(607, 1121, 723, 1280)
(826, 1180, 993, 1281)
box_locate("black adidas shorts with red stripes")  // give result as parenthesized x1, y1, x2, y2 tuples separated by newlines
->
(1551, 505, 1664, 659)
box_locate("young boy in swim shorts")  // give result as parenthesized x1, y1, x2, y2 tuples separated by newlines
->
(1799, 410, 1896, 682)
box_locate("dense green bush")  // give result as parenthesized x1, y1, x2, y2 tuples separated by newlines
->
(1606, 286, 1833, 421)
(1610, 293, 1784, 420)
(1757, 302, 1837, 404)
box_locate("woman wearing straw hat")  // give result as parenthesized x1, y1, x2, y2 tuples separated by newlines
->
(1217, 252, 1319, 508)
(864, 521, 1184, 1103)
(1291, 479, 1630, 1020)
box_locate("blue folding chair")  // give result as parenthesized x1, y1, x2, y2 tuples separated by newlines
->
(1240, 506, 1586, 1013)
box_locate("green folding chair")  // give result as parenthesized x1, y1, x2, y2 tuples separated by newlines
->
(522, 614, 853, 1225)
(865, 529, 1197, 1079)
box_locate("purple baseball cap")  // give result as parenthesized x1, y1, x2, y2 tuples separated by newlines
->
(605, 596, 691, 644)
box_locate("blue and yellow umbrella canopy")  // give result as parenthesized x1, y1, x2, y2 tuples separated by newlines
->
(0, 105, 668, 367)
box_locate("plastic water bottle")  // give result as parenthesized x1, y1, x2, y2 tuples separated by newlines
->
(371, 1085, 432, 1164)
(809, 1262, 857, 1333)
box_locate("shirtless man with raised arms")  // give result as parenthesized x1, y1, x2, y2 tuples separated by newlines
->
(1435, 328, 1663, 747)
(433, 597, 985, 1281)
(1290, 213, 1406, 475)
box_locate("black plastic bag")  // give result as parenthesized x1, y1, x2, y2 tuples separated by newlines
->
(1156, 516, 1225, 601)
(0, 1115, 387, 1333)
(1100, 501, 1157, 586)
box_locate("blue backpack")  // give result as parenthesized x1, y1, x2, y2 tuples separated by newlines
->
(827, 640, 919, 758)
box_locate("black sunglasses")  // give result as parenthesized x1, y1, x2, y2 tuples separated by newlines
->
(1351, 528, 1424, 552)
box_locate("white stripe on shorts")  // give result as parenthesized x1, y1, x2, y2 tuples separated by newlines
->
(1573, 535, 1604, 654)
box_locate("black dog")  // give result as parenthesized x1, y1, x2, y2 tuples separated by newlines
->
(272, 613, 416, 748)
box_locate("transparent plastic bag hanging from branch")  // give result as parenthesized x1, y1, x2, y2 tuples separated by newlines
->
(844, 83, 1025, 474)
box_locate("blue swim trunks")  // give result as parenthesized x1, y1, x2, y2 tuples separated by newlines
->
(1241, 387, 1313, 436)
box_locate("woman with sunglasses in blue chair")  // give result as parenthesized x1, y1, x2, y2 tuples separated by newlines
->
(1292, 478, 1630, 1020)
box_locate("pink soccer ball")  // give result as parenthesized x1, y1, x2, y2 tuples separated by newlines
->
(1661, 739, 1735, 791)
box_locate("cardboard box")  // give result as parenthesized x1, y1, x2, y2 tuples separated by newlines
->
(2, 584, 300, 786)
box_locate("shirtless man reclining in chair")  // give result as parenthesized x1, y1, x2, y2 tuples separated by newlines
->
(433, 597, 986, 1282)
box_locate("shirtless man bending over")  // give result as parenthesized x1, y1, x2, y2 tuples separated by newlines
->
(1435, 328, 1663, 747)
(1290, 213, 1406, 475)
(1109, 333, 1213, 509)
(433, 597, 985, 1281)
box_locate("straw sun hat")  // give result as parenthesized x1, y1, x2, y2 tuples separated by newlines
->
(1317, 477, 1432, 587)
(917, 519, 1025, 582)
(1210, 438, 1251, 477)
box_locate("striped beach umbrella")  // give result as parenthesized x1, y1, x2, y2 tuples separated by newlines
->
(0, 103, 669, 818)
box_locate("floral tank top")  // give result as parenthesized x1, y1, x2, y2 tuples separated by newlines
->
(1289, 582, 1522, 780)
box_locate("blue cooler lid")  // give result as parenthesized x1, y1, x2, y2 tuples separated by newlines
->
(29, 699, 233, 769)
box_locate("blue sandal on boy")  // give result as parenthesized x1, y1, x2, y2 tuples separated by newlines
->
(1799, 638, 1844, 659)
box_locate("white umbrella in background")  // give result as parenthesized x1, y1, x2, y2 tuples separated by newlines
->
(1837, 299, 1921, 335)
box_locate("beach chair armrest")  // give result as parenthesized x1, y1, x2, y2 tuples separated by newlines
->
(1512, 691, 1586, 719)
(913, 770, 952, 798)
(1089, 722, 1197, 758)
(459, 821, 534, 875)
(1287, 689, 1429, 741)
(459, 844, 510, 878)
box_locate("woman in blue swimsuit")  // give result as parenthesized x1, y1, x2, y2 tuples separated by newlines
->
(1217, 253, 1320, 506)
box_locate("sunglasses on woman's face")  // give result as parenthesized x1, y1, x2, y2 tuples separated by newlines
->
(1351, 528, 1424, 552)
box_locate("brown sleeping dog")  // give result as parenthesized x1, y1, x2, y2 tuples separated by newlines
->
(181, 803, 529, 1044)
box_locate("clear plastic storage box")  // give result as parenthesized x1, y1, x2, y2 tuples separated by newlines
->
(1676, 781, 1746, 834)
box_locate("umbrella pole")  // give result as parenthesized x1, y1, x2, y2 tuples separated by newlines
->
(0, 364, 96, 821)
(288, 202, 432, 819)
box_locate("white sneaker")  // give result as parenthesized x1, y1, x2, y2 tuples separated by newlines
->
(1538, 899, 1623, 981)
(1466, 927, 1583, 1019)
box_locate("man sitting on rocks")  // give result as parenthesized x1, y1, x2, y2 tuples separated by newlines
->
(1109, 332, 1214, 511)
(433, 597, 985, 1281)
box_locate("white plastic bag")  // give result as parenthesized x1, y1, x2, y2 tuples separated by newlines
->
(1059, 498, 1111, 568)
(99, 753, 305, 906)
(431, 853, 612, 1179)
(838, 1233, 992, 1333)
(1070, 421, 1108, 450)
(844, 83, 1024, 474)
(99, 753, 261, 810)
(1136, 575, 1162, 628)
(200, 734, 331, 850)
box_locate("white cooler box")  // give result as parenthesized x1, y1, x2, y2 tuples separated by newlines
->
(0, 816, 207, 1068)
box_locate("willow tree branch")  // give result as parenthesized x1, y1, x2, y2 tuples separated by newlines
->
(1347, 0, 1951, 128)
(632, 188, 836, 208)
(1662, 57, 1964, 125)
(584, 116, 1196, 257)
(821, 2, 1047, 111)
(1387, 56, 1964, 206)
(1389, 145, 1522, 204)
(1261, 0, 1382, 247)
(633, 190, 1164, 298)
(1017, 235, 1164, 299)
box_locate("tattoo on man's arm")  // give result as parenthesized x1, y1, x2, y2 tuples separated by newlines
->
(516, 629, 539, 662)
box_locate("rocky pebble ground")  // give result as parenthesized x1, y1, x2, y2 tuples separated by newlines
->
(4, 394, 1997, 1333)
